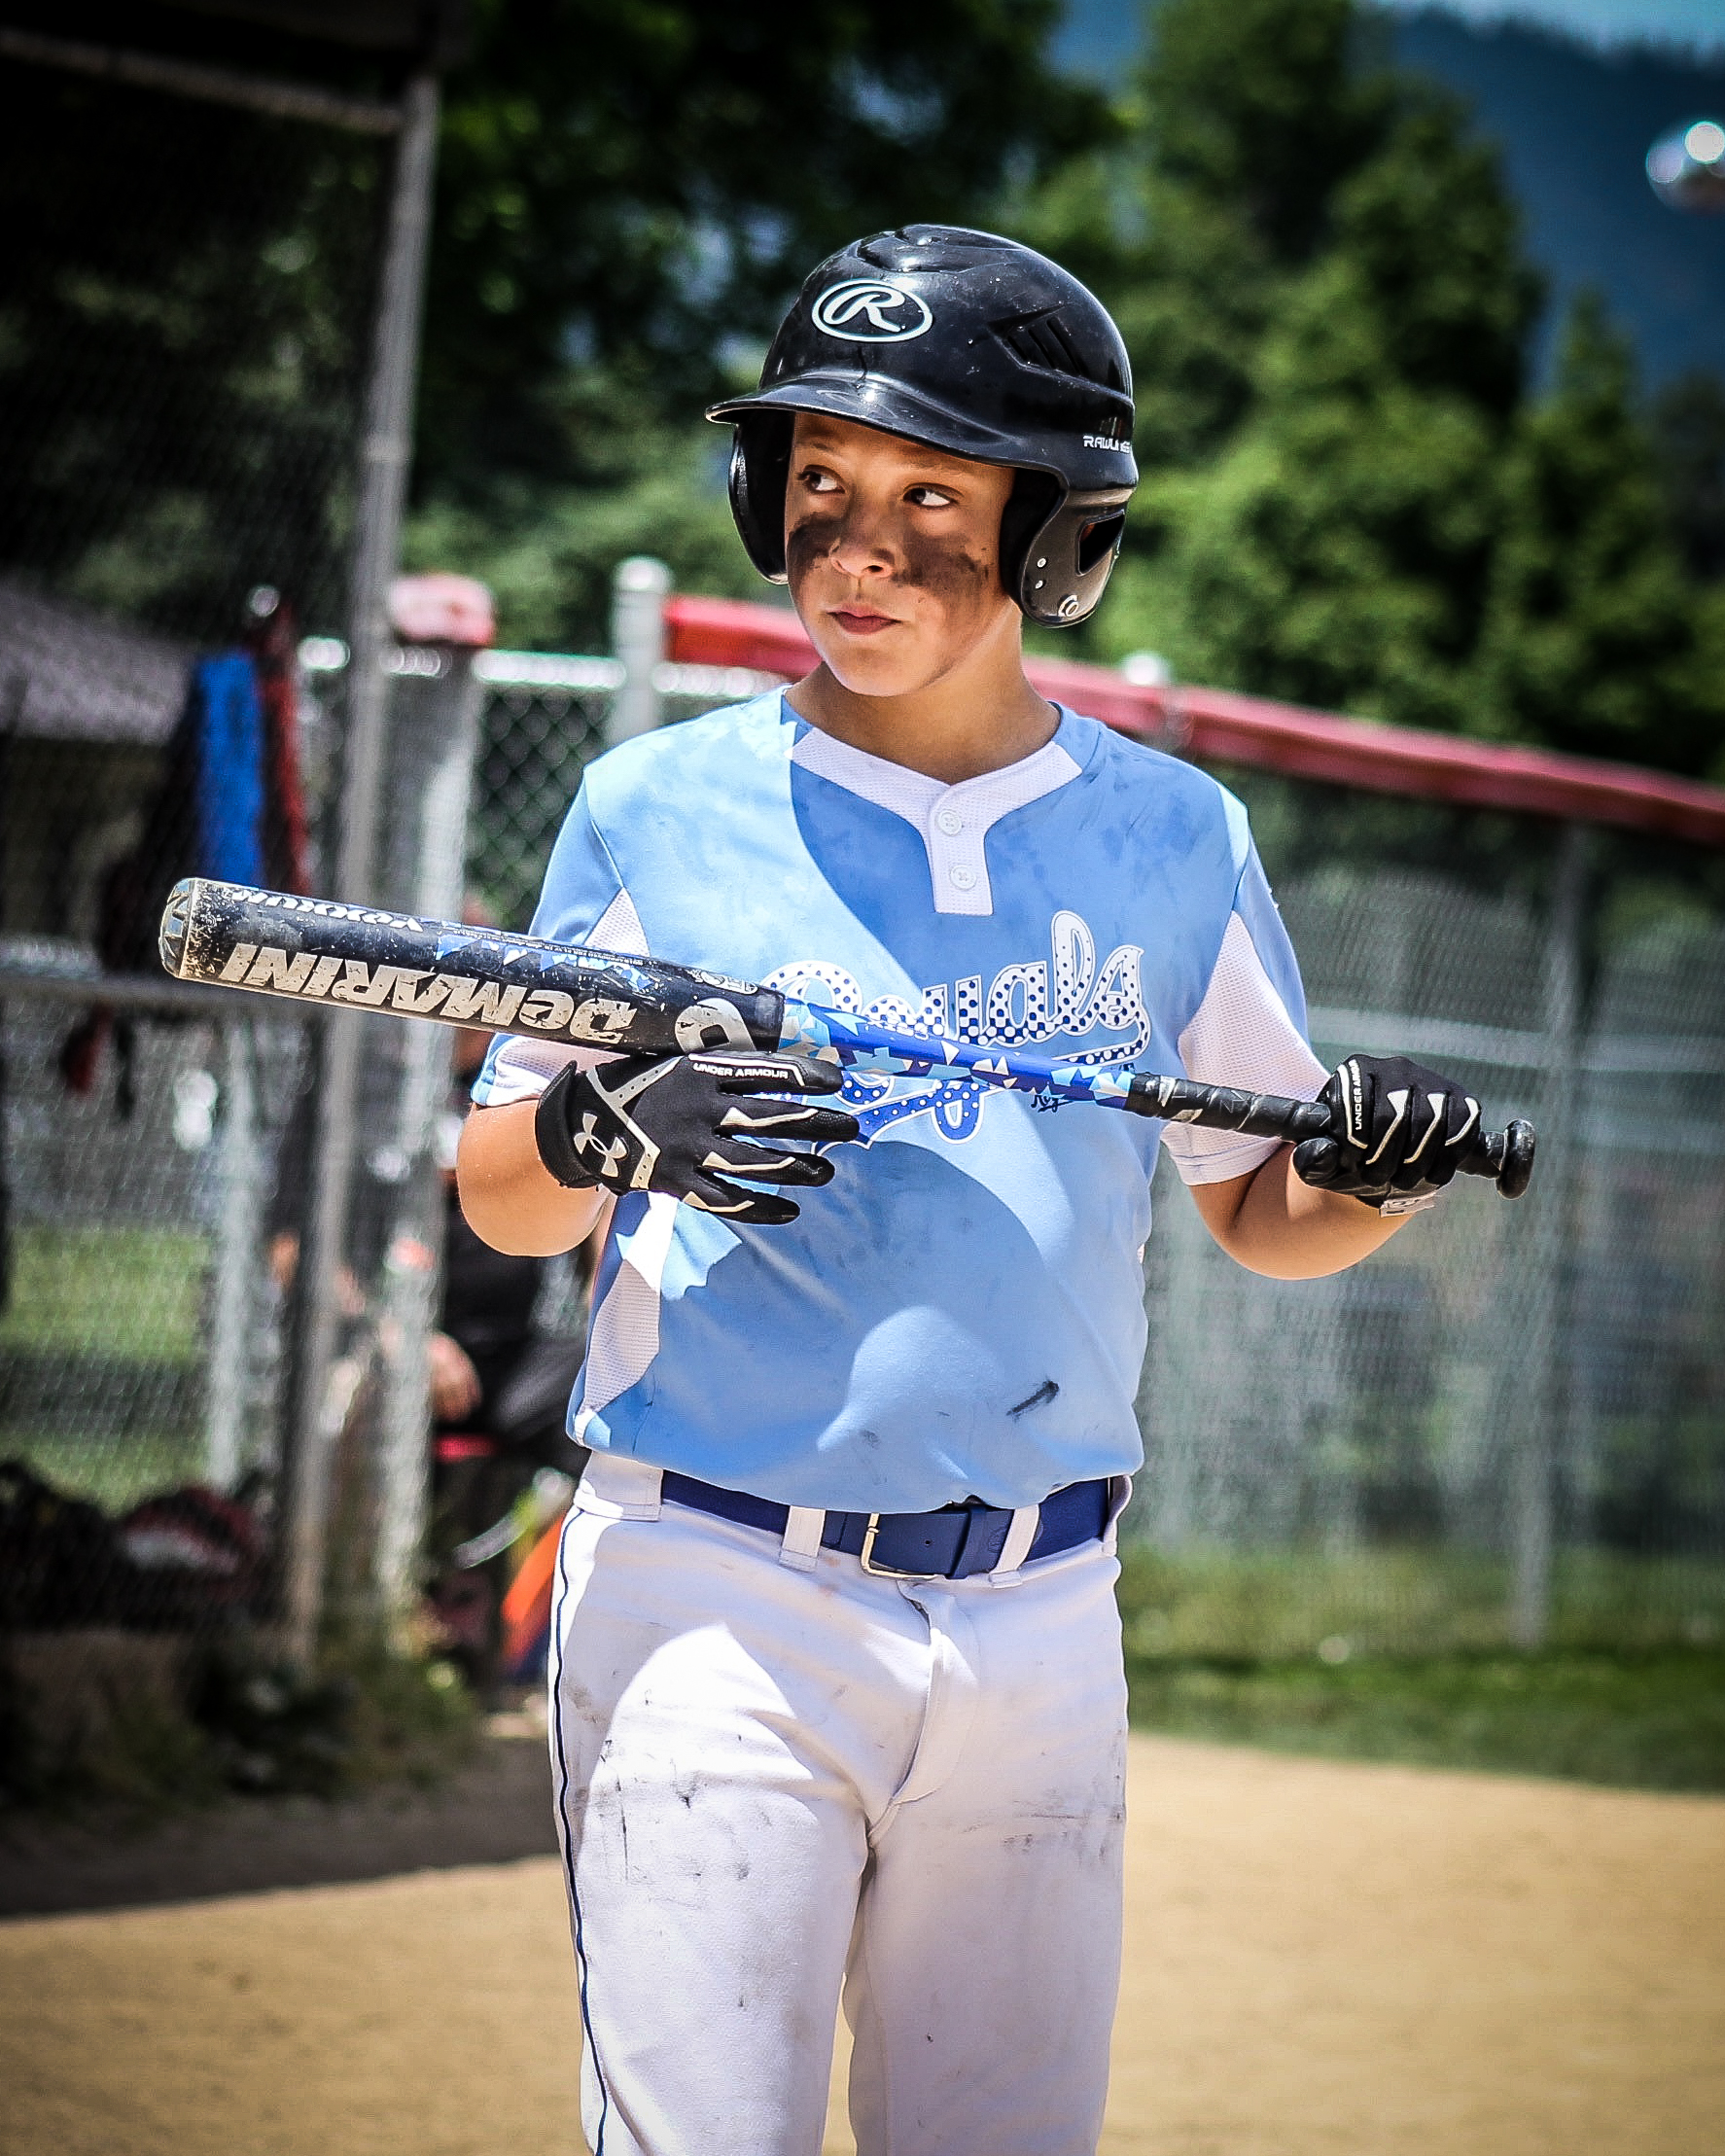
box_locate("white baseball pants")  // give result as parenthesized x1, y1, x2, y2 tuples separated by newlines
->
(546, 1458, 1129, 2156)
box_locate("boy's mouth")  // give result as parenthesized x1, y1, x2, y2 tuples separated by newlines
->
(827, 603, 901, 636)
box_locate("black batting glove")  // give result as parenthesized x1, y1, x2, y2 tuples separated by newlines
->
(534, 1049, 859, 1226)
(1291, 1053, 1482, 1217)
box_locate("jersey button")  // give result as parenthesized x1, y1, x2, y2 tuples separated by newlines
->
(949, 865, 977, 892)
(935, 808, 964, 835)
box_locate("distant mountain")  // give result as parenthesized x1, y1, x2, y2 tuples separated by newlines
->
(1052, 2, 1725, 389)
(1397, 12, 1725, 385)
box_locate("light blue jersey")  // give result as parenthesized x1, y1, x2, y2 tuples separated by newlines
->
(474, 694, 1324, 1511)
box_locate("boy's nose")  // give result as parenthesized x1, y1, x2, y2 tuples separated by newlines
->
(823, 500, 898, 580)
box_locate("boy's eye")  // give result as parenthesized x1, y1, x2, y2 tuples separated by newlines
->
(798, 466, 842, 493)
(906, 484, 956, 509)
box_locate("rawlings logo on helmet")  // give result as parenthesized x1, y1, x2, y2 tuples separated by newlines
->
(811, 279, 934, 343)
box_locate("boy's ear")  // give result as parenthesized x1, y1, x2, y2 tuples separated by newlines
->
(998, 472, 1061, 601)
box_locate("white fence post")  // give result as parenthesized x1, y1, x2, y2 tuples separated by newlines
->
(608, 556, 670, 747)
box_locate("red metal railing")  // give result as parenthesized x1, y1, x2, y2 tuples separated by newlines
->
(664, 592, 1725, 848)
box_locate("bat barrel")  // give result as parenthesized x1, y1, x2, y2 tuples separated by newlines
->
(158, 877, 788, 1055)
(158, 880, 194, 977)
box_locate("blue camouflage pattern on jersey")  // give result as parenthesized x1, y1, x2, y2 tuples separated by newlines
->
(474, 694, 1312, 1512)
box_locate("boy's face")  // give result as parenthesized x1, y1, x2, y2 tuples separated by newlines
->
(785, 413, 1019, 697)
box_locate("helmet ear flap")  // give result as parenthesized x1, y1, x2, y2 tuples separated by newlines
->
(727, 415, 794, 582)
(999, 470, 1062, 607)
(1014, 485, 1131, 627)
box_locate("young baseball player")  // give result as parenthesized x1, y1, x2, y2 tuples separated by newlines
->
(458, 226, 1482, 2156)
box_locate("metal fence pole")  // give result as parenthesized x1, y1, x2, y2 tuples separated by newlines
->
(1510, 819, 1591, 1650)
(204, 1019, 262, 1489)
(278, 72, 440, 1665)
(370, 649, 485, 1623)
(1136, 1154, 1214, 1547)
(0, 692, 12, 1319)
(607, 556, 670, 746)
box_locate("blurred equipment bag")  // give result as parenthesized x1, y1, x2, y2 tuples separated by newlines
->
(61, 636, 305, 1103)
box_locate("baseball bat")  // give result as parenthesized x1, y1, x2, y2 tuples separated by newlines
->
(158, 878, 1535, 1198)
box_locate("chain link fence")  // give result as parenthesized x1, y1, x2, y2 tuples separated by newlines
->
(0, 993, 300, 1516)
(2, 631, 1722, 1810)
(459, 664, 1725, 1661)
(0, 33, 402, 1791)
(1136, 829, 1725, 1659)
(0, 974, 309, 1795)
(0, 40, 389, 653)
(0, 23, 389, 1534)
(463, 654, 790, 931)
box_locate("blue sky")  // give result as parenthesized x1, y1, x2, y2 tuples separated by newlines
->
(1054, 2, 1725, 75)
(1379, 1, 1725, 56)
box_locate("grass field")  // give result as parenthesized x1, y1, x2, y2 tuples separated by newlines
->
(1115, 1537, 1725, 1656)
(1125, 1646, 1725, 1793)
(1, 1430, 207, 1512)
(0, 1225, 209, 1363)
(0, 1224, 210, 1512)
(1116, 1539, 1725, 1792)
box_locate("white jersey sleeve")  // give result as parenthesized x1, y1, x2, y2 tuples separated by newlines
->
(1161, 847, 1327, 1187)
(470, 790, 650, 1110)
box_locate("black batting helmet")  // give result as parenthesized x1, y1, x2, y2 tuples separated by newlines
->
(707, 226, 1136, 628)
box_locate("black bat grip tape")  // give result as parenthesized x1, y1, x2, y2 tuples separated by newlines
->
(1124, 1074, 1535, 1199)
(1286, 1104, 1537, 1198)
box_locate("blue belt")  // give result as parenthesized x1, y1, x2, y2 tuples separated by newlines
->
(659, 1470, 1112, 1579)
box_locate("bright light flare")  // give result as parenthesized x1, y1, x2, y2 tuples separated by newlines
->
(1648, 117, 1725, 213)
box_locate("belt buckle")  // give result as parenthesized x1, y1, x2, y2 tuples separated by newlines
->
(857, 1513, 898, 1576)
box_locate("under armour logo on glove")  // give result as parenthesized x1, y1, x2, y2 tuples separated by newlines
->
(1291, 1054, 1481, 1216)
(570, 1113, 631, 1175)
(534, 1049, 860, 1226)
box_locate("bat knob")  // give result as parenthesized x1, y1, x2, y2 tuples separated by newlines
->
(1494, 1118, 1536, 1199)
(158, 878, 194, 977)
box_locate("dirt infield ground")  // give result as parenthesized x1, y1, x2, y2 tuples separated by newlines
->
(2, 1734, 1721, 2156)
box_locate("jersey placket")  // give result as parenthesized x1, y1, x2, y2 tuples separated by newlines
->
(924, 793, 991, 911)
(788, 717, 1083, 918)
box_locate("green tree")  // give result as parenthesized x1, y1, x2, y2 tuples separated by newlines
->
(405, 0, 1101, 648)
(419, 0, 1099, 508)
(405, 368, 762, 650)
(1653, 370, 1725, 585)
(0, 3, 1094, 650)
(1015, 0, 1393, 473)
(1025, 0, 1724, 776)
(1089, 83, 1538, 731)
(1477, 296, 1724, 776)
(0, 61, 384, 640)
